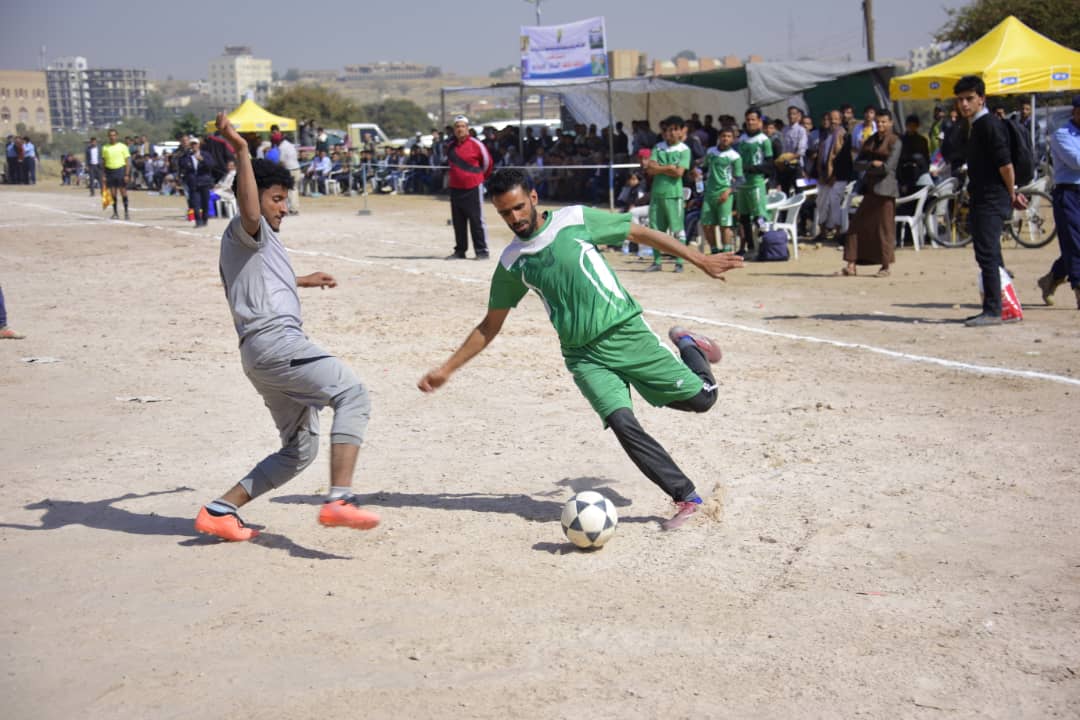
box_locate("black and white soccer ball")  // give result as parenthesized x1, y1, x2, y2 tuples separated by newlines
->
(560, 491, 618, 549)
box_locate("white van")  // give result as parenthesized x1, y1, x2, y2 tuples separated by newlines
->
(348, 123, 391, 148)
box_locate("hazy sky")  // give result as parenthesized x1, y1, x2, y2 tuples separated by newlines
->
(1, 0, 963, 80)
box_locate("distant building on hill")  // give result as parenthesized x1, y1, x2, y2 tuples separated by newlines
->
(209, 46, 272, 106)
(44, 56, 147, 130)
(343, 62, 441, 81)
(0, 69, 52, 139)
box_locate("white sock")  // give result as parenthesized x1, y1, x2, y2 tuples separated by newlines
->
(206, 499, 238, 515)
(328, 486, 351, 500)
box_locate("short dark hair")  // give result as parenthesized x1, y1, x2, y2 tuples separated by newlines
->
(488, 168, 532, 196)
(663, 114, 686, 128)
(905, 113, 920, 125)
(954, 75, 985, 97)
(876, 109, 892, 120)
(840, 103, 853, 112)
(719, 126, 735, 135)
(863, 104, 877, 114)
(745, 106, 762, 120)
(235, 158, 294, 196)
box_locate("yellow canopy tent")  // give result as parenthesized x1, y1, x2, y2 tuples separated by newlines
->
(203, 99, 297, 134)
(889, 16, 1080, 100)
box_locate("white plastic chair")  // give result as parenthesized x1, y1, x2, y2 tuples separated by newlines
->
(767, 192, 807, 259)
(215, 196, 237, 219)
(894, 185, 931, 251)
(840, 181, 859, 233)
(325, 178, 340, 196)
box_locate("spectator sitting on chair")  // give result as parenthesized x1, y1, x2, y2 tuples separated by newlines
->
(305, 150, 331, 196)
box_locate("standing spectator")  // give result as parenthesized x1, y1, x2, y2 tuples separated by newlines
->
(1017, 99, 1047, 163)
(928, 106, 947, 157)
(1035, 95, 1080, 310)
(300, 119, 316, 148)
(613, 121, 629, 156)
(701, 126, 743, 254)
(0, 285, 25, 339)
(898, 114, 930, 196)
(954, 75, 1027, 327)
(4, 135, 14, 184)
(851, 105, 877, 154)
(815, 110, 854, 242)
(179, 138, 215, 227)
(429, 129, 446, 192)
(102, 128, 131, 220)
(9, 136, 24, 184)
(840, 104, 856, 132)
(836, 110, 901, 278)
(735, 107, 773, 256)
(446, 115, 493, 260)
(644, 115, 691, 272)
(778, 106, 808, 194)
(22, 137, 36, 185)
(277, 131, 300, 215)
(142, 153, 156, 191)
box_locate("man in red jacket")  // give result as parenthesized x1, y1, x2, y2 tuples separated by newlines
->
(446, 115, 493, 259)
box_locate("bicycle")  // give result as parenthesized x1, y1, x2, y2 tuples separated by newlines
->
(924, 172, 1056, 249)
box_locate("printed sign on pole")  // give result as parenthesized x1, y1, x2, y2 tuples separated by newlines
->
(520, 17, 608, 86)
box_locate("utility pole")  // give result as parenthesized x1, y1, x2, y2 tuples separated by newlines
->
(862, 0, 876, 61)
(523, 0, 541, 26)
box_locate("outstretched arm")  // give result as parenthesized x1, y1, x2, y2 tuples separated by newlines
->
(418, 308, 510, 392)
(628, 223, 744, 280)
(215, 112, 261, 237)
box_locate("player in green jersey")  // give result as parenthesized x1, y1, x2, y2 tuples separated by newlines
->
(645, 115, 692, 272)
(735, 107, 773, 256)
(701, 127, 744, 253)
(418, 168, 743, 530)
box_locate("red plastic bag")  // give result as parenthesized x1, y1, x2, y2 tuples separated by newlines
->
(978, 267, 1023, 322)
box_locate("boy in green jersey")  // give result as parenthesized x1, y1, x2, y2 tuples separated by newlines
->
(645, 115, 692, 272)
(701, 127, 744, 253)
(735, 107, 773, 256)
(419, 169, 743, 530)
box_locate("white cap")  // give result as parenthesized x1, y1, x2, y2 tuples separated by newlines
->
(453, 115, 469, 125)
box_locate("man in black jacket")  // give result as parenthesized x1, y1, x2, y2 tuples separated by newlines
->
(953, 75, 1027, 327)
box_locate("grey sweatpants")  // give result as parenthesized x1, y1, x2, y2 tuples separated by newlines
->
(239, 341, 370, 499)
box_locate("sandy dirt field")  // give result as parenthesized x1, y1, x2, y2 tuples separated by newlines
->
(2, 183, 1078, 719)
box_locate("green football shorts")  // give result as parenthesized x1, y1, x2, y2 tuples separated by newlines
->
(562, 315, 704, 426)
(648, 195, 685, 235)
(701, 189, 735, 227)
(735, 182, 768, 219)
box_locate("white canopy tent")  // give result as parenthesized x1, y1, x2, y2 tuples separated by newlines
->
(441, 61, 892, 130)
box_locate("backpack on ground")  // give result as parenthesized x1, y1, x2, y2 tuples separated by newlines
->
(1002, 117, 1034, 186)
(756, 228, 790, 262)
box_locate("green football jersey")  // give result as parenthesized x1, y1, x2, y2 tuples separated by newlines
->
(649, 141, 691, 199)
(737, 132, 772, 186)
(704, 147, 743, 194)
(488, 206, 640, 348)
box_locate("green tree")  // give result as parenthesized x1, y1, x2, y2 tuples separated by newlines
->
(672, 49, 698, 62)
(283, 68, 301, 82)
(172, 112, 203, 138)
(936, 0, 1080, 52)
(266, 84, 359, 127)
(357, 99, 429, 137)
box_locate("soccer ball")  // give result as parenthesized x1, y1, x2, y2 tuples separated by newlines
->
(560, 491, 618, 549)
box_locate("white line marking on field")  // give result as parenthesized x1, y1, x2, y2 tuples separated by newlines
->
(11, 199, 1078, 387)
(650, 309, 1080, 388)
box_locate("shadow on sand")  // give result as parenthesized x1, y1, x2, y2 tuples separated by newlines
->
(0, 487, 349, 560)
(272, 476, 664, 526)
